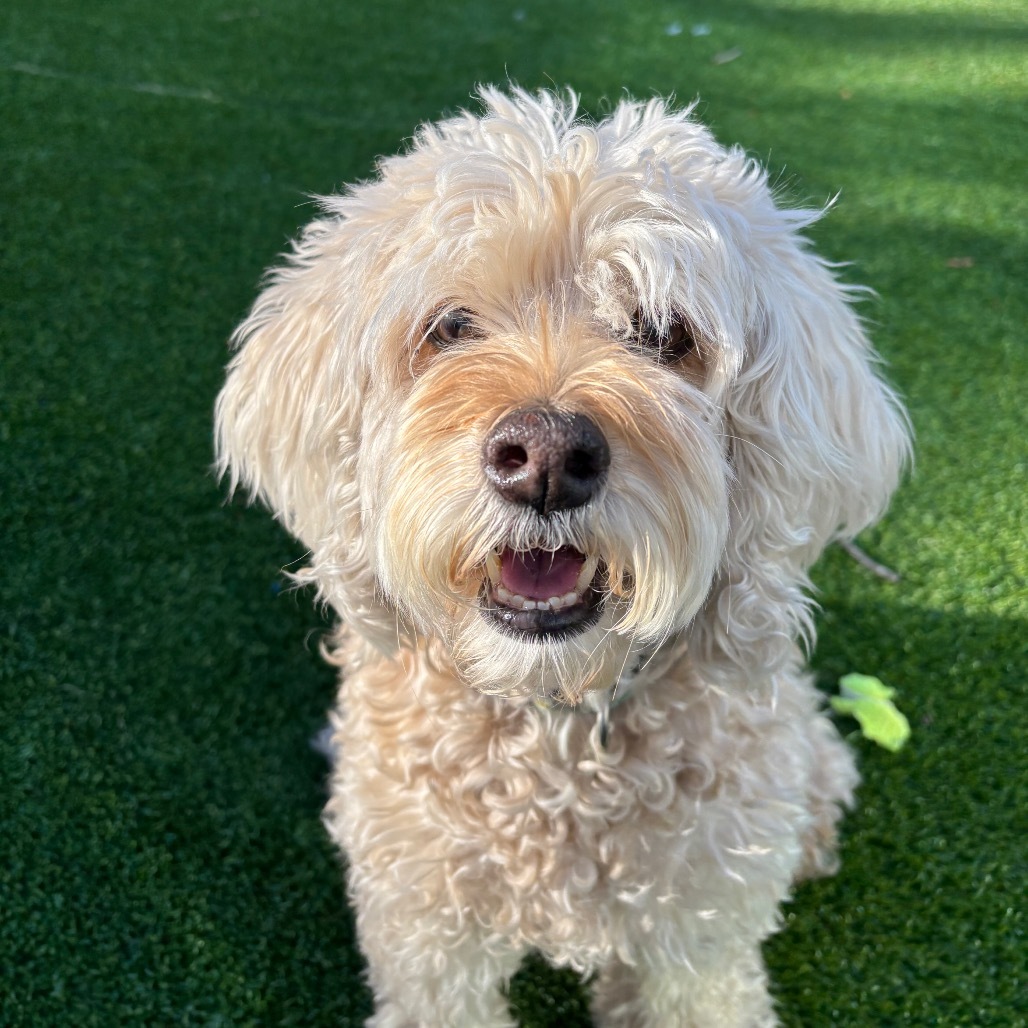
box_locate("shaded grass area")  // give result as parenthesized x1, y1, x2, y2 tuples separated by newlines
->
(2, 0, 1024, 1024)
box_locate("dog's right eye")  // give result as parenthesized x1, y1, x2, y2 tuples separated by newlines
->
(631, 311, 697, 365)
(428, 310, 478, 348)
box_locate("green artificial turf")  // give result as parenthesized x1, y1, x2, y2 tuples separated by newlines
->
(2, 0, 1024, 1024)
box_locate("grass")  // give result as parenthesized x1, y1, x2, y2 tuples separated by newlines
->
(2, 0, 1024, 1024)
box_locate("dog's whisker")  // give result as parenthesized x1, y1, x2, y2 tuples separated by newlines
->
(719, 431, 787, 470)
(279, 548, 314, 573)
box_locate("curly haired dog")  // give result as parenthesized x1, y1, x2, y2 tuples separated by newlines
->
(215, 88, 911, 1027)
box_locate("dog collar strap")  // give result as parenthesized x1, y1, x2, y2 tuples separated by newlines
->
(532, 661, 641, 750)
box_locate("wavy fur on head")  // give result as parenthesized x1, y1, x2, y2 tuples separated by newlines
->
(216, 87, 910, 1027)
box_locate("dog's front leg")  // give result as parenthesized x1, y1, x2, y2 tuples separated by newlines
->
(590, 947, 777, 1028)
(354, 896, 523, 1028)
(324, 656, 527, 1027)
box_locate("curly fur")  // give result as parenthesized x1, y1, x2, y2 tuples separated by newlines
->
(215, 87, 911, 1026)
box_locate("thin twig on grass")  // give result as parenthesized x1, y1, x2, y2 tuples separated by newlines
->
(838, 539, 901, 583)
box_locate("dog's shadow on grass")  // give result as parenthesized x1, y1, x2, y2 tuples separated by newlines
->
(766, 588, 1024, 1027)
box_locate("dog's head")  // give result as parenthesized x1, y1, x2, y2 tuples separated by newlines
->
(216, 88, 910, 704)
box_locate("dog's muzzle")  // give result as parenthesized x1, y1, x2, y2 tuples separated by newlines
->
(480, 408, 609, 639)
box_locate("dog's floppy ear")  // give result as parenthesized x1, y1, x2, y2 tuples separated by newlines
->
(215, 213, 396, 649)
(216, 219, 352, 536)
(733, 217, 911, 557)
(699, 208, 912, 671)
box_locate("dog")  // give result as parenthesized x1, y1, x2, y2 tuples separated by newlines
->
(215, 87, 911, 1027)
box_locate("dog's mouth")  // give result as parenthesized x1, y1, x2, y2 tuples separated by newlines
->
(481, 546, 604, 639)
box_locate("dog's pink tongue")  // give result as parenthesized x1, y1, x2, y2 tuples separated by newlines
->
(500, 547, 585, 600)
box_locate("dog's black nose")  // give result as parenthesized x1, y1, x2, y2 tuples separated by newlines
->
(482, 408, 610, 515)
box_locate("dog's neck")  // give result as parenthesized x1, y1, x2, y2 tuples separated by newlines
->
(533, 665, 638, 749)
(532, 634, 689, 750)
(338, 627, 690, 752)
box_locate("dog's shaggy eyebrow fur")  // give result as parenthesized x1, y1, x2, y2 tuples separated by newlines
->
(215, 87, 910, 1027)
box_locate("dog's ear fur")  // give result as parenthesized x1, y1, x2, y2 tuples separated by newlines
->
(695, 201, 912, 677)
(215, 214, 398, 650)
(216, 219, 352, 538)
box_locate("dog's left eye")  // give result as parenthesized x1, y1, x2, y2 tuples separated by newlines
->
(632, 313, 696, 364)
(428, 310, 478, 348)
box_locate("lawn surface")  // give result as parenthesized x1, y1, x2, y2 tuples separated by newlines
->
(2, 0, 1025, 1024)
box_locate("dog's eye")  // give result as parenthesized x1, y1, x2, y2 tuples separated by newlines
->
(428, 309, 478, 348)
(632, 313, 696, 364)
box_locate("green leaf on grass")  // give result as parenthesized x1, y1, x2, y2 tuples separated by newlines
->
(830, 673, 911, 752)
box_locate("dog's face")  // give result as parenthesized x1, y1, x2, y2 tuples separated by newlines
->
(216, 89, 909, 704)
(370, 294, 730, 702)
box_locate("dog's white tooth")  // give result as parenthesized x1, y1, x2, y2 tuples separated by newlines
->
(496, 585, 512, 604)
(510, 594, 527, 609)
(575, 555, 600, 593)
(547, 595, 563, 610)
(561, 591, 579, 607)
(485, 551, 501, 584)
(523, 600, 537, 610)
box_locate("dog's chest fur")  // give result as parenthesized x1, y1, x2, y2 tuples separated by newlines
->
(327, 645, 810, 972)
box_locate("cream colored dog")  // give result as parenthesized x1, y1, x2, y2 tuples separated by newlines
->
(216, 88, 910, 1027)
